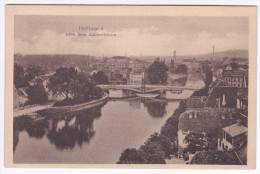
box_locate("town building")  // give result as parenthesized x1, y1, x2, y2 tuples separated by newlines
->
(222, 70, 247, 88)
(218, 122, 247, 151)
(177, 109, 237, 150)
(128, 71, 145, 85)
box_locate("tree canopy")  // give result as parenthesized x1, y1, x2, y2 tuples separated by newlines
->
(27, 83, 48, 104)
(147, 59, 168, 84)
(48, 67, 103, 105)
(91, 71, 109, 84)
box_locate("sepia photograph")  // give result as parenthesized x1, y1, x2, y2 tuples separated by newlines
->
(4, 5, 257, 169)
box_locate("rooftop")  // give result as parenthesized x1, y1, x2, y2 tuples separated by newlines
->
(222, 70, 246, 77)
(222, 123, 247, 137)
(205, 86, 238, 108)
(186, 96, 207, 109)
(178, 110, 236, 134)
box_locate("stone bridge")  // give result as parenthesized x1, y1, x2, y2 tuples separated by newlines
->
(98, 84, 202, 93)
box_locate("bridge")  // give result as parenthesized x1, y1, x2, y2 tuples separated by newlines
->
(98, 84, 203, 93)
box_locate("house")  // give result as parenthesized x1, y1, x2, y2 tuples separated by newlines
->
(128, 71, 145, 85)
(222, 70, 247, 88)
(218, 122, 247, 151)
(177, 109, 237, 149)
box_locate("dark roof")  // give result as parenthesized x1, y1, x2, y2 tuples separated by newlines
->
(222, 70, 246, 77)
(178, 110, 236, 134)
(205, 86, 238, 108)
(190, 151, 243, 165)
(186, 96, 206, 109)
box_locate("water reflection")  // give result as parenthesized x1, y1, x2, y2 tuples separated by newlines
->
(14, 107, 103, 151)
(128, 97, 168, 118)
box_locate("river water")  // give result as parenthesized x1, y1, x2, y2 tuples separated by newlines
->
(13, 72, 204, 164)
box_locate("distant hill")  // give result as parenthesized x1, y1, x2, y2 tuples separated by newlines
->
(14, 54, 96, 72)
(196, 50, 248, 61)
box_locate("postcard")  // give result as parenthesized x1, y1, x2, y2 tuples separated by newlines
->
(5, 5, 257, 169)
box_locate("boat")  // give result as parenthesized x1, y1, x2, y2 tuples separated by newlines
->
(135, 93, 160, 98)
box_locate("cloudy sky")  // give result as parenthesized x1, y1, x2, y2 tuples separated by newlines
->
(14, 16, 249, 57)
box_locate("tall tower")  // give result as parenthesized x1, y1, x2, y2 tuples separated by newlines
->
(174, 50, 176, 61)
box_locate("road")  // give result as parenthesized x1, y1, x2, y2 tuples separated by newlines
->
(14, 102, 54, 117)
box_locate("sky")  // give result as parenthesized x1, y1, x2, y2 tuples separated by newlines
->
(14, 16, 249, 57)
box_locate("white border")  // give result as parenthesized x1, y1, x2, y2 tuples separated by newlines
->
(0, 1, 259, 174)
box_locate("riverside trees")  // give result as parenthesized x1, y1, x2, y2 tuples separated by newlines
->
(48, 67, 103, 106)
(147, 58, 168, 84)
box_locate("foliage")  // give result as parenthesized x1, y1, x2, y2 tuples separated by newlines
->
(139, 142, 166, 164)
(48, 67, 103, 106)
(202, 64, 213, 87)
(144, 133, 172, 159)
(175, 64, 187, 74)
(184, 132, 207, 154)
(14, 63, 42, 88)
(91, 71, 109, 84)
(26, 83, 48, 104)
(147, 59, 168, 84)
(117, 148, 145, 164)
(14, 63, 26, 88)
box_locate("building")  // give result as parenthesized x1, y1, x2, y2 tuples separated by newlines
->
(218, 122, 247, 151)
(177, 109, 237, 149)
(128, 71, 145, 85)
(222, 70, 247, 88)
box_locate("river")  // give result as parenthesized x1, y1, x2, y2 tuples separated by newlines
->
(13, 72, 204, 164)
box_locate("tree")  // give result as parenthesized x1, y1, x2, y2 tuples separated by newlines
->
(14, 63, 27, 88)
(91, 71, 109, 84)
(48, 67, 103, 105)
(147, 59, 168, 84)
(24, 65, 42, 84)
(144, 133, 172, 159)
(139, 142, 166, 164)
(175, 64, 187, 74)
(202, 64, 213, 92)
(27, 83, 48, 104)
(117, 148, 145, 164)
(48, 67, 80, 99)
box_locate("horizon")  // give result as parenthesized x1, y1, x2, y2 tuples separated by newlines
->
(15, 16, 249, 57)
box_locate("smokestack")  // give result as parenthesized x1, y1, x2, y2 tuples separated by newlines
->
(174, 50, 176, 60)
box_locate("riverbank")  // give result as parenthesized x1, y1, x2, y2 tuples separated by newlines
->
(14, 102, 54, 118)
(40, 93, 108, 115)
